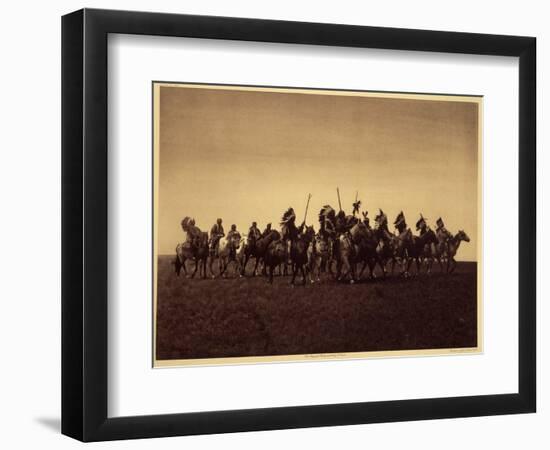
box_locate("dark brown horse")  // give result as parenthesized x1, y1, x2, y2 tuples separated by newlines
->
(445, 230, 470, 273)
(241, 229, 281, 276)
(290, 226, 315, 285)
(350, 221, 386, 280)
(405, 228, 438, 275)
(174, 231, 210, 279)
(262, 230, 286, 283)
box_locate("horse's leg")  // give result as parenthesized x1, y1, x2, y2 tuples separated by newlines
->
(337, 259, 344, 280)
(179, 257, 188, 277)
(290, 263, 297, 285)
(241, 254, 250, 276)
(415, 257, 421, 275)
(209, 255, 216, 279)
(202, 257, 208, 279)
(269, 264, 275, 284)
(218, 257, 225, 278)
(339, 257, 349, 282)
(308, 259, 316, 284)
(191, 259, 199, 278)
(405, 255, 413, 276)
(301, 264, 307, 285)
(377, 256, 387, 279)
(316, 258, 322, 282)
(449, 257, 457, 273)
(174, 256, 182, 277)
(349, 260, 357, 284)
(252, 257, 260, 277)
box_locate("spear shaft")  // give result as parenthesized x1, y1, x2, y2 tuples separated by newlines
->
(303, 193, 312, 224)
(337, 187, 342, 211)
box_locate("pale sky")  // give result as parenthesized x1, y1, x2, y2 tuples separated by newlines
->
(155, 84, 480, 261)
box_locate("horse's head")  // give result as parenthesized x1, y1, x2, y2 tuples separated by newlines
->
(350, 221, 368, 242)
(229, 234, 241, 248)
(456, 230, 470, 243)
(303, 225, 315, 242)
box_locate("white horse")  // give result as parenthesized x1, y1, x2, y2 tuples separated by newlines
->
(444, 230, 470, 273)
(216, 236, 245, 278)
(307, 235, 331, 283)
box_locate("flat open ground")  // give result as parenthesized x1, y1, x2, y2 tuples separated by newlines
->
(155, 257, 478, 362)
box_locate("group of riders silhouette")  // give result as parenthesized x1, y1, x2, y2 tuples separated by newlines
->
(174, 200, 470, 285)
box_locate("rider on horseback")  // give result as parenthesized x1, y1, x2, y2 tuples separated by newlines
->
(261, 223, 272, 239)
(318, 205, 336, 242)
(435, 217, 452, 241)
(226, 224, 241, 258)
(361, 210, 371, 229)
(181, 217, 202, 255)
(394, 211, 410, 238)
(281, 207, 304, 263)
(209, 218, 225, 256)
(335, 210, 348, 235)
(416, 214, 428, 234)
(247, 221, 262, 250)
(416, 214, 437, 256)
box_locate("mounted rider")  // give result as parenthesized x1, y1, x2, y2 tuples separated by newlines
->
(393, 211, 410, 238)
(415, 214, 428, 234)
(181, 216, 202, 254)
(435, 217, 452, 242)
(318, 205, 337, 242)
(361, 210, 371, 229)
(281, 207, 305, 262)
(416, 214, 437, 255)
(352, 199, 361, 217)
(209, 218, 225, 256)
(261, 223, 272, 239)
(375, 209, 393, 241)
(335, 210, 348, 235)
(226, 224, 241, 258)
(247, 221, 262, 250)
(435, 217, 453, 256)
(281, 207, 304, 241)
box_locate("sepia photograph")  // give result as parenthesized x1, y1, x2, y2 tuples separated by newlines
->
(153, 82, 482, 366)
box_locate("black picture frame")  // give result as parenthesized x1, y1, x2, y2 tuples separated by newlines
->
(62, 8, 536, 442)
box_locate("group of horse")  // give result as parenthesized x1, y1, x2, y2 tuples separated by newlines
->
(173, 210, 470, 285)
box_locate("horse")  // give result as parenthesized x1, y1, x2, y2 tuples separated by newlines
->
(307, 234, 332, 283)
(350, 221, 386, 280)
(290, 225, 315, 285)
(241, 230, 281, 277)
(445, 230, 470, 273)
(174, 242, 192, 277)
(334, 232, 357, 283)
(174, 231, 210, 279)
(373, 210, 394, 277)
(262, 231, 287, 284)
(430, 226, 453, 272)
(404, 228, 438, 275)
(214, 235, 245, 278)
(387, 212, 412, 276)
